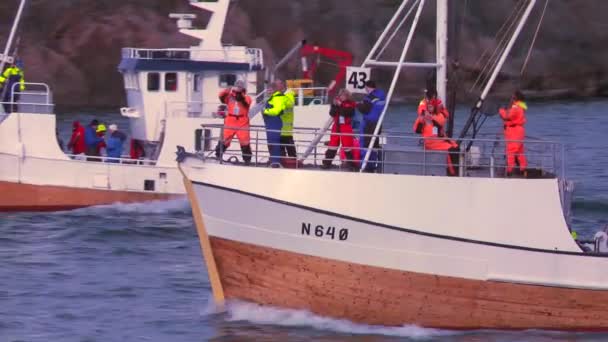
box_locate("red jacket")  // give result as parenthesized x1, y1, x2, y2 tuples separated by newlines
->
(67, 122, 86, 154)
(329, 100, 356, 126)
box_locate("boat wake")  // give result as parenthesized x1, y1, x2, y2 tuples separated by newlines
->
(60, 198, 191, 216)
(218, 300, 453, 339)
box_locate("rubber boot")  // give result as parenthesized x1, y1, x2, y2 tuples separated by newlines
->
(344, 150, 358, 171)
(321, 149, 337, 169)
(241, 145, 252, 166)
(215, 142, 228, 159)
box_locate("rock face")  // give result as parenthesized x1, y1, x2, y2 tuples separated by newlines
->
(1, 0, 607, 108)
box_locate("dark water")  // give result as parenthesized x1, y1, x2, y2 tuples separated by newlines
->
(2, 101, 608, 341)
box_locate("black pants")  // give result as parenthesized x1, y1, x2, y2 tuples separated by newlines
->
(280, 135, 297, 158)
(362, 121, 381, 149)
(2, 92, 19, 113)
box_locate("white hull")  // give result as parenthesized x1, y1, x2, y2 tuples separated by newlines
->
(179, 161, 608, 329)
(0, 105, 329, 210)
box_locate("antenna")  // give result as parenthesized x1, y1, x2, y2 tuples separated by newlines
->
(169, 13, 197, 30)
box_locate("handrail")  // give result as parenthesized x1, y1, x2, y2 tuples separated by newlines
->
(199, 123, 565, 179)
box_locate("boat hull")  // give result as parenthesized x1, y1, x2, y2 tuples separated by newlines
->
(180, 163, 608, 330)
(210, 236, 608, 330)
(0, 181, 179, 212)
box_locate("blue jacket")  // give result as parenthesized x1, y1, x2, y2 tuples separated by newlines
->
(358, 89, 387, 124)
(106, 131, 126, 161)
(84, 126, 103, 148)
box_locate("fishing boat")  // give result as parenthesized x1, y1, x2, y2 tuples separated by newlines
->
(179, 0, 608, 330)
(0, 0, 335, 211)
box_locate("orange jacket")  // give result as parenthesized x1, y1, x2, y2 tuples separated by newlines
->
(418, 98, 449, 119)
(499, 101, 527, 128)
(417, 98, 449, 136)
(219, 89, 252, 117)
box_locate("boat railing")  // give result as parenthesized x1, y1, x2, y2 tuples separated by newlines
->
(64, 153, 158, 166)
(121, 47, 264, 69)
(197, 124, 565, 179)
(164, 100, 226, 119)
(289, 87, 329, 106)
(166, 88, 329, 119)
(254, 87, 329, 107)
(0, 82, 54, 115)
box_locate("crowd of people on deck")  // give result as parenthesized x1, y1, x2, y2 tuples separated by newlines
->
(214, 76, 528, 177)
(63, 120, 129, 163)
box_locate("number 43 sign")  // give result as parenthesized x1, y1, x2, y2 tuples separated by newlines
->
(346, 66, 370, 94)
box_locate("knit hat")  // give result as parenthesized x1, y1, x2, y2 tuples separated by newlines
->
(109, 124, 118, 131)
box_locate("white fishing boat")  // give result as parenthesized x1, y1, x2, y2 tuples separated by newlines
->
(179, 0, 608, 330)
(0, 0, 332, 211)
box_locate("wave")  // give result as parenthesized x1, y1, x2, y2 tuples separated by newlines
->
(57, 198, 191, 216)
(573, 197, 608, 215)
(219, 300, 452, 339)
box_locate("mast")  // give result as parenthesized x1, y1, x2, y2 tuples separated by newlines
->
(445, 0, 459, 138)
(0, 0, 26, 74)
(436, 0, 448, 103)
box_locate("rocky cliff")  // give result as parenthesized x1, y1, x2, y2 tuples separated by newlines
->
(1, 0, 607, 108)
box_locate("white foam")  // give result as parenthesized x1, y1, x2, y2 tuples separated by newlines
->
(221, 300, 452, 339)
(60, 197, 191, 216)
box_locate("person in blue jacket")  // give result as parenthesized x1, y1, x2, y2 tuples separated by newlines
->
(356, 80, 386, 172)
(105, 124, 127, 163)
(84, 119, 104, 161)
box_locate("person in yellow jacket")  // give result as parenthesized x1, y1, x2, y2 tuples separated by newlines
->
(279, 85, 297, 160)
(263, 80, 290, 167)
(0, 60, 25, 113)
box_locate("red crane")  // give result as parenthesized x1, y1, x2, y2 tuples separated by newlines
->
(299, 44, 353, 97)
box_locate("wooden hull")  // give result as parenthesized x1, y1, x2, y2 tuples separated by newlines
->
(210, 236, 608, 330)
(0, 181, 180, 212)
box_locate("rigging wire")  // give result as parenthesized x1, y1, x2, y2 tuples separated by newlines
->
(469, 0, 527, 93)
(375, 0, 421, 60)
(469, 0, 525, 81)
(471, 0, 527, 93)
(520, 0, 549, 78)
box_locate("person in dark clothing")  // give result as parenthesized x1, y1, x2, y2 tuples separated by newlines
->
(356, 80, 386, 172)
(0, 60, 25, 114)
(322, 89, 358, 170)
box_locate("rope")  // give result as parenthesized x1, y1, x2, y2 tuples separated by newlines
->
(520, 0, 549, 77)
(375, 0, 420, 60)
(469, 0, 527, 93)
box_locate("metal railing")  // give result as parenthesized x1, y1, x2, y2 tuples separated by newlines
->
(0, 82, 54, 115)
(164, 87, 330, 120)
(198, 124, 565, 179)
(64, 153, 157, 165)
(121, 47, 264, 69)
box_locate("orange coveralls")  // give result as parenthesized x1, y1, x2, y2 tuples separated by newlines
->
(219, 89, 252, 147)
(499, 100, 528, 174)
(413, 104, 459, 176)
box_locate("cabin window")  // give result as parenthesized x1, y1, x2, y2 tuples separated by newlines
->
(147, 73, 160, 91)
(165, 72, 178, 92)
(193, 74, 202, 92)
(219, 74, 236, 88)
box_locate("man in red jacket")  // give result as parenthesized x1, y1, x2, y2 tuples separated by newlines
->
(67, 121, 86, 157)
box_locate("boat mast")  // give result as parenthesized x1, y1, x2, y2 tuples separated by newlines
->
(458, 0, 537, 140)
(436, 0, 448, 104)
(0, 0, 26, 74)
(445, 0, 460, 138)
